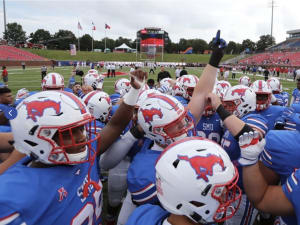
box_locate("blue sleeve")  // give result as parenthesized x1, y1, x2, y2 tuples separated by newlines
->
(292, 89, 297, 98)
(282, 170, 300, 224)
(260, 131, 300, 182)
(126, 204, 170, 225)
(243, 114, 268, 136)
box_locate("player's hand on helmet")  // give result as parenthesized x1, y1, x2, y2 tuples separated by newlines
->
(129, 69, 147, 89)
(209, 30, 227, 68)
(206, 93, 222, 111)
(238, 131, 266, 166)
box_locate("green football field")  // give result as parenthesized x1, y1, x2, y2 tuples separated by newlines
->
(5, 66, 297, 100)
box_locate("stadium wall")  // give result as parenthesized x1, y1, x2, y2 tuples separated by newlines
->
(0, 60, 53, 67)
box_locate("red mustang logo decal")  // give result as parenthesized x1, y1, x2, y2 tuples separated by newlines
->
(231, 88, 247, 97)
(140, 108, 163, 124)
(24, 100, 61, 122)
(177, 154, 225, 182)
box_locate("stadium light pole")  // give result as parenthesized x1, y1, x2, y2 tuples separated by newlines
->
(271, 0, 274, 38)
(3, 0, 7, 37)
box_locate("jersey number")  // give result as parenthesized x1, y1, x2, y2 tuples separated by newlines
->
(197, 131, 221, 143)
(71, 181, 102, 225)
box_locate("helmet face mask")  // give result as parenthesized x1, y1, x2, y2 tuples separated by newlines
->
(223, 85, 256, 118)
(11, 91, 100, 165)
(40, 117, 99, 164)
(138, 94, 194, 147)
(251, 80, 272, 111)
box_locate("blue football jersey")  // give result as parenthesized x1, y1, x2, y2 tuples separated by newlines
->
(0, 155, 103, 225)
(281, 92, 290, 107)
(282, 169, 300, 225)
(110, 93, 121, 105)
(260, 130, 300, 225)
(173, 96, 188, 106)
(274, 93, 284, 106)
(127, 111, 197, 205)
(252, 105, 285, 130)
(196, 113, 223, 144)
(127, 140, 161, 205)
(126, 204, 169, 225)
(292, 88, 300, 104)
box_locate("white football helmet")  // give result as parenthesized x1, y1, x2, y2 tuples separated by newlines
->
(158, 78, 175, 95)
(172, 80, 185, 97)
(223, 85, 256, 118)
(156, 137, 241, 224)
(88, 69, 98, 74)
(179, 75, 199, 100)
(114, 78, 131, 95)
(138, 94, 194, 147)
(42, 72, 64, 91)
(83, 91, 112, 123)
(83, 73, 105, 90)
(11, 91, 99, 165)
(215, 81, 231, 99)
(136, 89, 161, 109)
(250, 80, 272, 111)
(239, 76, 251, 87)
(267, 77, 282, 94)
(16, 88, 29, 100)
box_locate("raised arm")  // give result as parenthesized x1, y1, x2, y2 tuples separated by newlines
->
(188, 30, 226, 124)
(98, 70, 147, 154)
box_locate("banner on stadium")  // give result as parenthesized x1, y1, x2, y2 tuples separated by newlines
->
(70, 44, 77, 56)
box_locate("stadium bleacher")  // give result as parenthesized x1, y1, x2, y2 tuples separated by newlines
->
(0, 45, 47, 61)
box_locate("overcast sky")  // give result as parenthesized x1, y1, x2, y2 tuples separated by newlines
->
(0, 0, 300, 44)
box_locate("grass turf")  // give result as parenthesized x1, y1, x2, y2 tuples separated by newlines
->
(4, 66, 297, 100)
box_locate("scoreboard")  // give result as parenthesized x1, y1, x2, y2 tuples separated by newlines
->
(137, 27, 169, 46)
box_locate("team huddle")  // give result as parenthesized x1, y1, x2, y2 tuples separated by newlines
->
(1, 31, 300, 225)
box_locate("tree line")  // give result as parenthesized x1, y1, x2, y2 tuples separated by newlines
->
(3, 22, 276, 54)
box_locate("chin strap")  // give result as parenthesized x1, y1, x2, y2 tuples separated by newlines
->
(83, 153, 101, 198)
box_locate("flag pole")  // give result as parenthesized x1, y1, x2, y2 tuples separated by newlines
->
(104, 25, 107, 53)
(92, 29, 94, 52)
(77, 22, 80, 51)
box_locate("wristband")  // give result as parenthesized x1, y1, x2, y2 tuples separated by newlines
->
(234, 124, 254, 141)
(216, 104, 231, 121)
(123, 87, 140, 106)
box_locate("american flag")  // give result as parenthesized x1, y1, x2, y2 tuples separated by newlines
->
(92, 22, 96, 31)
(105, 23, 111, 29)
(77, 21, 82, 30)
(70, 44, 76, 56)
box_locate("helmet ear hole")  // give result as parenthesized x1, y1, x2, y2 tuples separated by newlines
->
(190, 201, 205, 208)
(24, 140, 38, 147)
(172, 159, 180, 168)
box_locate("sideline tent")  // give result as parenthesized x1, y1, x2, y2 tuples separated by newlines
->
(114, 43, 133, 53)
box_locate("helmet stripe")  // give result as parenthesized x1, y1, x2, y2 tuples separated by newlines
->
(84, 91, 100, 105)
(52, 74, 56, 85)
(148, 93, 180, 111)
(60, 91, 87, 114)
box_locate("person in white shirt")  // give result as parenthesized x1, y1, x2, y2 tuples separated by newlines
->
(224, 69, 230, 81)
(175, 67, 181, 79)
(231, 67, 236, 79)
(111, 64, 116, 77)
